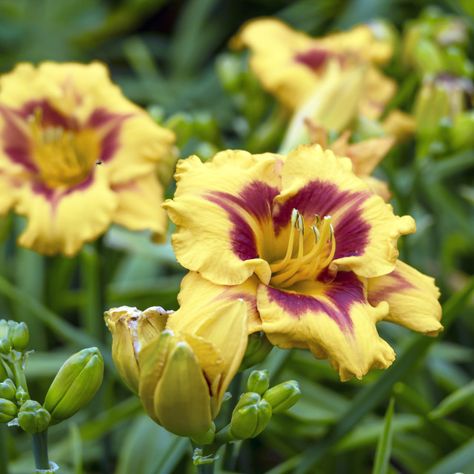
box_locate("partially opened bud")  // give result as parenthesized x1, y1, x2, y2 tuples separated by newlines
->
(0, 379, 16, 400)
(263, 380, 301, 414)
(18, 400, 50, 433)
(246, 370, 270, 395)
(105, 306, 171, 393)
(139, 331, 213, 438)
(9, 322, 29, 351)
(43, 347, 104, 424)
(0, 338, 11, 354)
(0, 398, 17, 423)
(230, 392, 272, 439)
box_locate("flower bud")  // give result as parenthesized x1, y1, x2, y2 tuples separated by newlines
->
(15, 387, 29, 404)
(450, 111, 474, 149)
(191, 422, 216, 446)
(18, 400, 50, 433)
(240, 332, 273, 370)
(0, 320, 8, 340)
(0, 362, 7, 381)
(105, 306, 170, 393)
(43, 347, 103, 424)
(246, 370, 270, 395)
(0, 379, 16, 400)
(230, 392, 272, 439)
(0, 337, 11, 354)
(9, 322, 29, 351)
(0, 398, 17, 423)
(263, 380, 301, 414)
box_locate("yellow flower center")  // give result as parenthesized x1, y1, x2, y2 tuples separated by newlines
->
(269, 209, 336, 288)
(28, 109, 100, 189)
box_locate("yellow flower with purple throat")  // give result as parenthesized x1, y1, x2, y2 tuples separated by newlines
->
(0, 62, 175, 256)
(165, 145, 442, 381)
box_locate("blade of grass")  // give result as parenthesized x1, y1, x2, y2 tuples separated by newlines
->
(295, 277, 474, 474)
(372, 398, 395, 474)
(426, 437, 474, 474)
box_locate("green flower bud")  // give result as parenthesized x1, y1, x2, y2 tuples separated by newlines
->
(0, 362, 7, 381)
(413, 39, 444, 74)
(9, 322, 29, 351)
(451, 111, 474, 149)
(0, 379, 16, 400)
(263, 380, 301, 414)
(0, 320, 8, 340)
(0, 398, 17, 423)
(43, 347, 104, 424)
(18, 400, 50, 433)
(15, 387, 29, 404)
(230, 392, 272, 439)
(240, 332, 273, 370)
(246, 370, 270, 395)
(0, 337, 11, 354)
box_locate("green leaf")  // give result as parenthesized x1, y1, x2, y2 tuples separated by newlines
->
(372, 398, 395, 474)
(430, 381, 474, 419)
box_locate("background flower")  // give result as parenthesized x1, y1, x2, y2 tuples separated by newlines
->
(0, 62, 176, 256)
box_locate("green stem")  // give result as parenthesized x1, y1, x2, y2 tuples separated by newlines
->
(0, 425, 8, 474)
(11, 357, 29, 398)
(196, 464, 214, 474)
(32, 431, 50, 471)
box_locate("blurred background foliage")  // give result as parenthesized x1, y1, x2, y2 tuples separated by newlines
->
(0, 0, 473, 473)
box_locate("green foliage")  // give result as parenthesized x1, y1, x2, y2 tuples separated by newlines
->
(0, 0, 473, 473)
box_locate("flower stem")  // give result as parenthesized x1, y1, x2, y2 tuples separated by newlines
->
(32, 431, 50, 471)
(0, 425, 8, 474)
(197, 464, 214, 474)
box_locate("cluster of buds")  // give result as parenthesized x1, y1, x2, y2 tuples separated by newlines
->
(403, 7, 473, 77)
(0, 319, 103, 435)
(105, 305, 302, 451)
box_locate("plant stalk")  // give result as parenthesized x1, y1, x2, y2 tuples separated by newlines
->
(32, 431, 50, 471)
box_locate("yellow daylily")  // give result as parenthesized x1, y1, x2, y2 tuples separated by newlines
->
(164, 145, 442, 381)
(233, 18, 396, 120)
(0, 62, 176, 256)
(105, 299, 248, 437)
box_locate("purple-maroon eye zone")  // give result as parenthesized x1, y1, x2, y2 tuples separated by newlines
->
(368, 268, 414, 306)
(265, 271, 363, 332)
(273, 180, 371, 259)
(205, 181, 279, 261)
(294, 48, 332, 71)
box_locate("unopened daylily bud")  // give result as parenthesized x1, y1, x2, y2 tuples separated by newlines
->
(0, 379, 16, 400)
(0, 362, 7, 381)
(18, 400, 50, 433)
(263, 380, 301, 414)
(0, 337, 11, 354)
(0, 320, 8, 339)
(0, 398, 17, 422)
(230, 392, 272, 439)
(43, 347, 103, 424)
(451, 111, 474, 149)
(139, 333, 213, 437)
(9, 322, 29, 351)
(105, 306, 170, 393)
(247, 370, 270, 395)
(240, 332, 273, 370)
(15, 387, 28, 404)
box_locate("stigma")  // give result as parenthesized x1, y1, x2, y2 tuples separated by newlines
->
(270, 208, 336, 288)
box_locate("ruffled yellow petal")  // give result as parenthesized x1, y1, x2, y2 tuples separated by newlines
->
(112, 173, 168, 242)
(368, 260, 443, 335)
(361, 176, 391, 201)
(276, 145, 415, 278)
(0, 173, 17, 214)
(359, 67, 396, 120)
(164, 151, 283, 286)
(15, 166, 117, 256)
(257, 272, 395, 381)
(177, 271, 261, 333)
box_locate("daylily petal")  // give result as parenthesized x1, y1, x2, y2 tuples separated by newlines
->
(15, 167, 117, 256)
(361, 176, 391, 201)
(274, 145, 415, 278)
(164, 151, 282, 286)
(0, 172, 18, 214)
(360, 67, 396, 120)
(112, 173, 168, 243)
(367, 260, 443, 335)
(177, 271, 261, 333)
(383, 110, 416, 142)
(257, 271, 395, 381)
